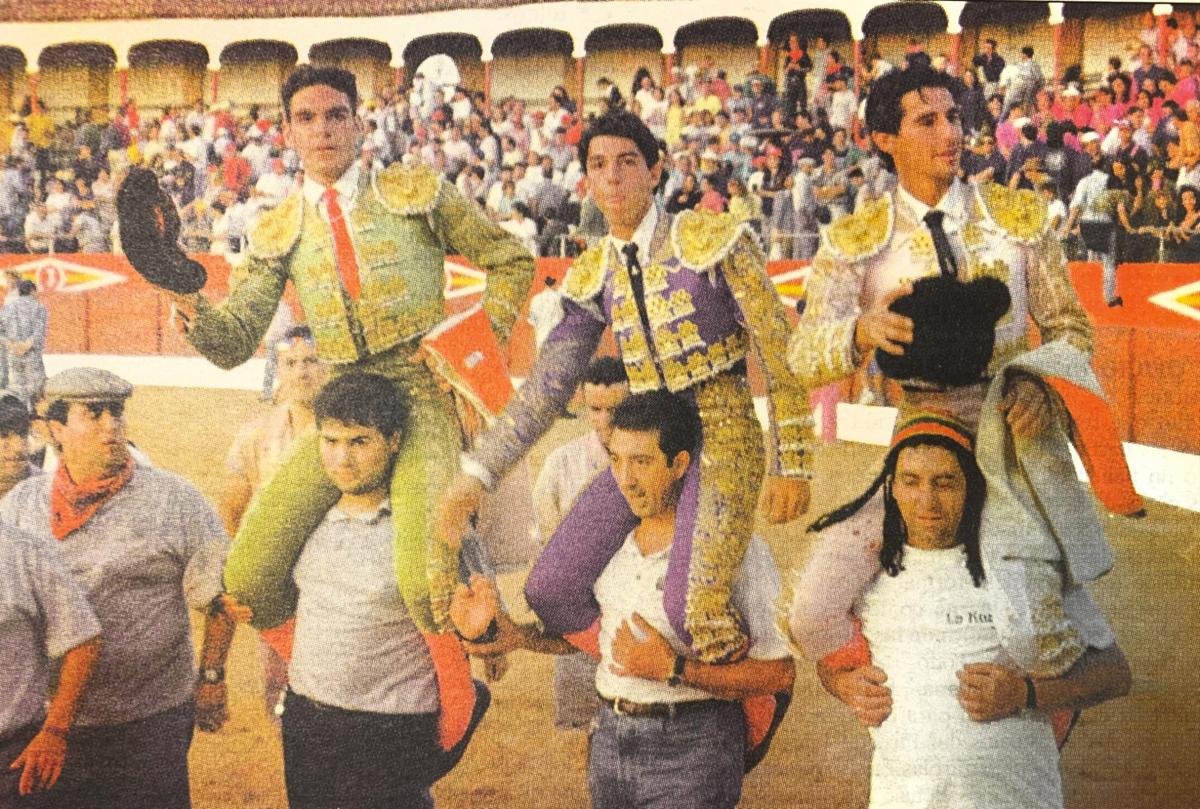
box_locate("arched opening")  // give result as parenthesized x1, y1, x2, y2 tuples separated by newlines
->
(492, 29, 573, 106)
(584, 24, 663, 110)
(129, 41, 208, 112)
(311, 39, 393, 104)
(675, 17, 758, 87)
(218, 41, 299, 116)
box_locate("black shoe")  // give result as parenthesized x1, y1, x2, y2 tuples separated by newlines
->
(1106, 296, 1123, 308)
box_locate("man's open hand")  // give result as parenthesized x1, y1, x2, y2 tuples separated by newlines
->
(855, 284, 914, 356)
(609, 613, 674, 682)
(435, 473, 485, 550)
(759, 476, 811, 524)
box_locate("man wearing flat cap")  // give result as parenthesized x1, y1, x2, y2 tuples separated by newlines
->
(0, 368, 235, 809)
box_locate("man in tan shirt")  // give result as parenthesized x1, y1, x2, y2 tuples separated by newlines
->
(219, 325, 326, 721)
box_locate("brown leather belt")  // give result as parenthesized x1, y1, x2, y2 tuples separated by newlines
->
(600, 696, 723, 719)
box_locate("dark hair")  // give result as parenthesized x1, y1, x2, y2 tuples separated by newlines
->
(313, 373, 409, 439)
(579, 110, 660, 173)
(281, 325, 314, 344)
(17, 280, 34, 296)
(282, 65, 358, 121)
(809, 434, 986, 587)
(610, 390, 698, 465)
(0, 394, 30, 436)
(865, 66, 961, 171)
(1021, 46, 1034, 58)
(583, 356, 628, 387)
(866, 66, 961, 136)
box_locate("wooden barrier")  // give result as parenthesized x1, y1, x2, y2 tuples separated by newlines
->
(1, 253, 1196, 455)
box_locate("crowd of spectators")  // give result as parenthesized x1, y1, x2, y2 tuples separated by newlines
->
(4, 9, 1200, 265)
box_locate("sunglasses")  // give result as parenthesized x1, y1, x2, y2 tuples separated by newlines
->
(83, 401, 125, 419)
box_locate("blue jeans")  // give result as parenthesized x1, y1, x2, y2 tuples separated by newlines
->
(588, 699, 745, 809)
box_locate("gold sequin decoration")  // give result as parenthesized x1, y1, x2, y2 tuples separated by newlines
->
(610, 296, 640, 334)
(684, 372, 763, 662)
(642, 262, 669, 295)
(660, 332, 748, 391)
(1029, 593, 1085, 677)
(626, 357, 663, 392)
(562, 245, 606, 302)
(653, 320, 706, 359)
(248, 193, 302, 258)
(617, 329, 651, 362)
(374, 162, 441, 215)
(980, 182, 1047, 244)
(675, 209, 744, 270)
(827, 195, 891, 260)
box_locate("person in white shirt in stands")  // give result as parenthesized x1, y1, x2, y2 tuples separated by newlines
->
(450, 389, 794, 809)
(499, 201, 538, 257)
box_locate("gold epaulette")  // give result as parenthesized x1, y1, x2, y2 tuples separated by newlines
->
(670, 209, 749, 271)
(372, 161, 443, 215)
(822, 195, 893, 263)
(247, 192, 303, 259)
(975, 182, 1047, 245)
(561, 242, 607, 304)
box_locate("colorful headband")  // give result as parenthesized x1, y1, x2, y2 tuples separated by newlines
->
(891, 410, 974, 454)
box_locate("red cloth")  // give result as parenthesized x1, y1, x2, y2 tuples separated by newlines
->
(1044, 376, 1144, 516)
(50, 456, 135, 540)
(322, 188, 362, 300)
(221, 154, 252, 194)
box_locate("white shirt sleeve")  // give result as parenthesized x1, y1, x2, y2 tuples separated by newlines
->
(731, 537, 791, 661)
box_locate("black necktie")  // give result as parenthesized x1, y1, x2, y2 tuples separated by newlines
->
(621, 242, 654, 338)
(923, 210, 959, 278)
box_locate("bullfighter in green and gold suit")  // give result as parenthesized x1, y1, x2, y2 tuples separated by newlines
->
(170, 67, 534, 638)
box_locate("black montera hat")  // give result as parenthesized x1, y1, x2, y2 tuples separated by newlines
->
(875, 275, 1012, 387)
(117, 166, 207, 294)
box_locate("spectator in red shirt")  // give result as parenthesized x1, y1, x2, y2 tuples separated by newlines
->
(220, 143, 252, 196)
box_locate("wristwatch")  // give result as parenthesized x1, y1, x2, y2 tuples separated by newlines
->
(198, 666, 225, 685)
(666, 654, 687, 687)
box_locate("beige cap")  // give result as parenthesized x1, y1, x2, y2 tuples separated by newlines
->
(44, 368, 133, 403)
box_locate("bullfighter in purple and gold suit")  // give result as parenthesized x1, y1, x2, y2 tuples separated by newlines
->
(438, 111, 814, 663)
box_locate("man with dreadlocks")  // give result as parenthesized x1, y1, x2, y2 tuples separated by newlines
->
(789, 412, 1131, 809)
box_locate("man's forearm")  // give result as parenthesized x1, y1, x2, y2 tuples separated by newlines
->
(44, 638, 101, 732)
(1032, 644, 1131, 713)
(680, 656, 795, 701)
(516, 621, 577, 655)
(198, 608, 236, 671)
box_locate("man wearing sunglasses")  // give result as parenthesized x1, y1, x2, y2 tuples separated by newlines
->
(0, 368, 234, 809)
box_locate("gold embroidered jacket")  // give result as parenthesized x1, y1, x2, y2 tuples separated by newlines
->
(471, 208, 814, 481)
(187, 163, 535, 369)
(786, 180, 1093, 390)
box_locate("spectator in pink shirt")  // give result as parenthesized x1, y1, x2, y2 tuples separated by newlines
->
(1172, 61, 1198, 106)
(994, 105, 1023, 158)
(697, 174, 726, 213)
(1052, 86, 1093, 130)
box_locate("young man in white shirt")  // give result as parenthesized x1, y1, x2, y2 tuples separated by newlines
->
(451, 390, 794, 809)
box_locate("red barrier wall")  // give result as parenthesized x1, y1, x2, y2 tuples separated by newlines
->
(2, 253, 1197, 454)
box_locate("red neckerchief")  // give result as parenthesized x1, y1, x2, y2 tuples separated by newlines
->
(50, 456, 135, 540)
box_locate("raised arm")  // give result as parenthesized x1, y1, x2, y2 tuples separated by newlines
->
(429, 180, 536, 344)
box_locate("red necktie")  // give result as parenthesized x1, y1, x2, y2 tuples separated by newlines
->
(322, 187, 361, 300)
